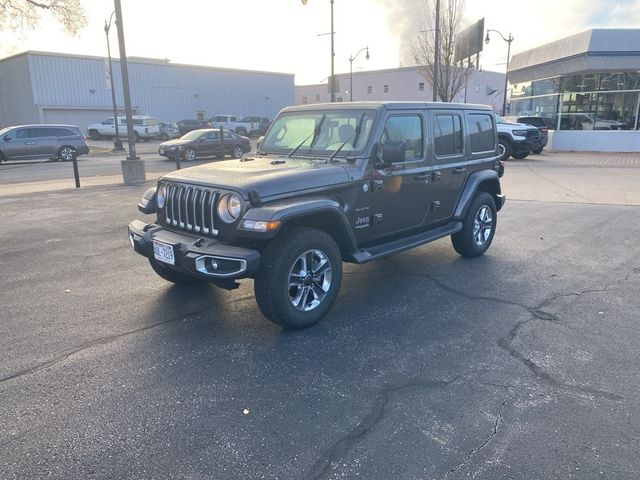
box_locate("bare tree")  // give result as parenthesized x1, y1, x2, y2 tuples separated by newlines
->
(0, 0, 87, 34)
(413, 0, 471, 102)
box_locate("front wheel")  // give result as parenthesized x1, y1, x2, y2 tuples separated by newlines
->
(451, 192, 497, 257)
(497, 139, 512, 161)
(89, 130, 101, 141)
(255, 227, 342, 329)
(232, 145, 244, 159)
(531, 147, 543, 154)
(512, 151, 529, 159)
(183, 148, 196, 161)
(58, 146, 78, 162)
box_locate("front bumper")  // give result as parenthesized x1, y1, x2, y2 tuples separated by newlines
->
(128, 220, 261, 281)
(511, 139, 532, 156)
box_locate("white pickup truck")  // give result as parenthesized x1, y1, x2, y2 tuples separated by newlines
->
(87, 116, 160, 142)
(207, 115, 269, 137)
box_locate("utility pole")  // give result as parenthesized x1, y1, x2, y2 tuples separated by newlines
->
(114, 0, 145, 184)
(433, 0, 441, 102)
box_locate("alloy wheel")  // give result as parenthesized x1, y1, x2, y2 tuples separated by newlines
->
(287, 249, 332, 312)
(473, 205, 493, 246)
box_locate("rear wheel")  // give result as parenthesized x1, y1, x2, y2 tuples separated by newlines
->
(255, 227, 342, 329)
(451, 192, 497, 257)
(133, 131, 140, 143)
(148, 258, 205, 285)
(232, 145, 244, 159)
(161, 133, 169, 141)
(183, 148, 196, 161)
(89, 130, 101, 141)
(58, 146, 77, 162)
(531, 147, 543, 154)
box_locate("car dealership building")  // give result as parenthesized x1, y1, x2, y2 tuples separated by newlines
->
(507, 29, 640, 152)
(0, 51, 294, 132)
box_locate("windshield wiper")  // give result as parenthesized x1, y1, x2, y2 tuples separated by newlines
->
(288, 113, 327, 158)
(329, 135, 354, 162)
(329, 113, 366, 162)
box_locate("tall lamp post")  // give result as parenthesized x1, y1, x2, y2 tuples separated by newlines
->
(485, 29, 514, 115)
(349, 46, 369, 101)
(433, 0, 441, 102)
(302, 0, 335, 102)
(104, 11, 124, 151)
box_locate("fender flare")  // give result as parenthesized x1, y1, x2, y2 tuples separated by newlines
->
(453, 170, 502, 220)
(242, 197, 358, 251)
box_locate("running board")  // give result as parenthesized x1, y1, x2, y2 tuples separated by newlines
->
(347, 221, 463, 264)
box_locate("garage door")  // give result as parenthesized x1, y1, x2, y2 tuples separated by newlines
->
(42, 108, 131, 133)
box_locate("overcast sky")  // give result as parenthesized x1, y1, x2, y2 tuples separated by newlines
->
(0, 0, 638, 85)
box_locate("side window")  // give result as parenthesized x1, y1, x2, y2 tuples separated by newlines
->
(223, 132, 233, 139)
(434, 114, 463, 157)
(29, 128, 47, 138)
(15, 128, 31, 139)
(468, 114, 495, 153)
(103, 118, 115, 125)
(381, 115, 423, 161)
(230, 116, 237, 122)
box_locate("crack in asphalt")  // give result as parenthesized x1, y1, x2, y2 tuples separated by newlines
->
(306, 376, 459, 480)
(384, 259, 632, 401)
(525, 164, 596, 204)
(442, 396, 508, 480)
(0, 294, 255, 385)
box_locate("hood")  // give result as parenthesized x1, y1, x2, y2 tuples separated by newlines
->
(161, 155, 351, 199)
(160, 139, 191, 147)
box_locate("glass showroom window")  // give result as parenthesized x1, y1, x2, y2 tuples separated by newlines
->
(509, 95, 560, 129)
(595, 91, 639, 130)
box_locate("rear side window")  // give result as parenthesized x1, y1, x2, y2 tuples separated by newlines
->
(468, 114, 495, 153)
(434, 114, 463, 156)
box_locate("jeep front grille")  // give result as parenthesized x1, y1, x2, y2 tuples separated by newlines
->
(162, 183, 220, 236)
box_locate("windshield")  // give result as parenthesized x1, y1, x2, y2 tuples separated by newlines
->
(260, 109, 376, 157)
(180, 130, 206, 141)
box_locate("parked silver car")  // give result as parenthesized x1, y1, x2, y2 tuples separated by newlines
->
(158, 122, 180, 141)
(0, 124, 89, 163)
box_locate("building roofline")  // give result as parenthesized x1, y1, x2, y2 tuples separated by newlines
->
(0, 50, 295, 77)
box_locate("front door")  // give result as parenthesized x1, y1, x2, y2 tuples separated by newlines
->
(371, 112, 432, 238)
(2, 127, 32, 159)
(197, 131, 220, 157)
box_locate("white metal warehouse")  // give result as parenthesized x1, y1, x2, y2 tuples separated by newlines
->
(0, 51, 295, 131)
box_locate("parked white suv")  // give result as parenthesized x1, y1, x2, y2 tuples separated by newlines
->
(87, 116, 159, 142)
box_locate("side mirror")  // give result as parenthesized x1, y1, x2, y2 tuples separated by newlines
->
(257, 136, 264, 149)
(3, 134, 11, 141)
(377, 140, 406, 166)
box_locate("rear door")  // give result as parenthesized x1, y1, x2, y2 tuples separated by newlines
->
(30, 127, 60, 157)
(371, 110, 432, 238)
(428, 110, 468, 222)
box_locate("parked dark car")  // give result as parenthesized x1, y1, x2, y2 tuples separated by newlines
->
(0, 124, 89, 163)
(176, 119, 213, 136)
(158, 122, 180, 141)
(158, 129, 251, 161)
(515, 116, 549, 154)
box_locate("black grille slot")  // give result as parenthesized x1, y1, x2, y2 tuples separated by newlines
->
(162, 183, 219, 235)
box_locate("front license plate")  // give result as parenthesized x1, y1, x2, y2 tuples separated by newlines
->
(159, 148, 164, 154)
(153, 240, 175, 265)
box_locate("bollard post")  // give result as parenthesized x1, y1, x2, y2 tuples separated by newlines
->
(176, 150, 181, 170)
(219, 126, 224, 159)
(72, 151, 80, 188)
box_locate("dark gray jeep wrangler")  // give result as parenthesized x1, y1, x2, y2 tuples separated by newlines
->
(129, 102, 505, 329)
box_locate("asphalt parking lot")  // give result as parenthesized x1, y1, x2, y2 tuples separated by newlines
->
(1, 151, 639, 479)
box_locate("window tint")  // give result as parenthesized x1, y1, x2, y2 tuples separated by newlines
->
(468, 114, 495, 152)
(434, 114, 463, 156)
(382, 115, 423, 161)
(15, 128, 30, 140)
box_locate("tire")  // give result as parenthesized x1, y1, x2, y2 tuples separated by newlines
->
(531, 147, 543, 154)
(148, 258, 205, 285)
(58, 146, 78, 162)
(0, 152, 5, 164)
(512, 151, 529, 159)
(89, 130, 101, 141)
(236, 127, 248, 136)
(232, 145, 244, 159)
(255, 227, 342, 329)
(133, 131, 140, 143)
(497, 138, 512, 161)
(183, 148, 196, 161)
(161, 133, 169, 141)
(451, 192, 497, 258)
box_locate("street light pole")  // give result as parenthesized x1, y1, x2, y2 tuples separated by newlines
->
(433, 0, 441, 102)
(349, 46, 369, 102)
(485, 29, 514, 116)
(302, 0, 336, 102)
(114, 0, 145, 184)
(104, 11, 124, 152)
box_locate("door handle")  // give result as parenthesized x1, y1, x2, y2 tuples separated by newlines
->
(453, 167, 467, 175)
(25, 142, 36, 145)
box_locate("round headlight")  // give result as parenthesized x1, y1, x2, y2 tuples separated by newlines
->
(156, 184, 166, 209)
(217, 193, 243, 223)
